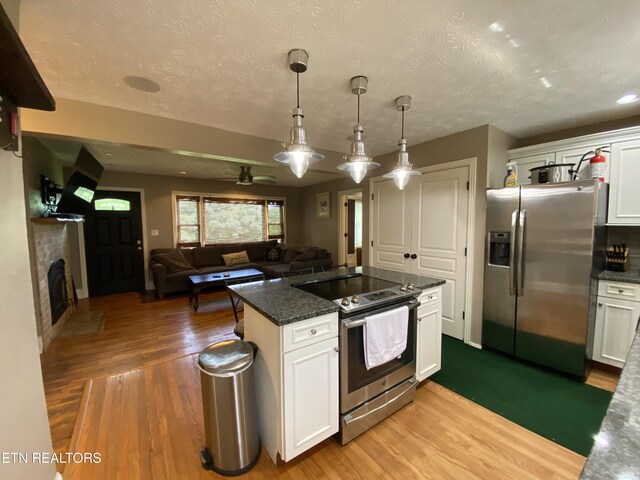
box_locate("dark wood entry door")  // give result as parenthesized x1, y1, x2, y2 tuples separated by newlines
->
(84, 190, 145, 296)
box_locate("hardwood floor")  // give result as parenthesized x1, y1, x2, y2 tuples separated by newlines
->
(63, 354, 586, 480)
(40, 289, 238, 457)
(40, 289, 618, 478)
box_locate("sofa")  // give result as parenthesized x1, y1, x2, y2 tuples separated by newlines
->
(150, 240, 332, 298)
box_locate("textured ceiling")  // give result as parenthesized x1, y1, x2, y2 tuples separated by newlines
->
(19, 0, 640, 177)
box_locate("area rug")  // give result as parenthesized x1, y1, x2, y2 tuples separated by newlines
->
(58, 310, 106, 337)
(430, 336, 613, 456)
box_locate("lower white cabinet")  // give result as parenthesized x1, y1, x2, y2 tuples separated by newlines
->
(416, 287, 443, 381)
(245, 307, 339, 464)
(593, 281, 640, 367)
(283, 336, 338, 461)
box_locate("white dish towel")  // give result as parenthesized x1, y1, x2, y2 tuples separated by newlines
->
(363, 305, 409, 370)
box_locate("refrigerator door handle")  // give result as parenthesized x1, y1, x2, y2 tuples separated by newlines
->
(516, 209, 526, 296)
(509, 210, 518, 296)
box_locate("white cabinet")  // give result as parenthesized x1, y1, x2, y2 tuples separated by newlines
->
(608, 139, 640, 224)
(510, 152, 556, 185)
(283, 336, 338, 460)
(593, 280, 640, 367)
(416, 287, 443, 381)
(245, 308, 339, 464)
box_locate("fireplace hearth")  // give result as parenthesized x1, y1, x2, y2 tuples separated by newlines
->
(48, 259, 68, 326)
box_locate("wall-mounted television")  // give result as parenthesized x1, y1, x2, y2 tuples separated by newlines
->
(44, 146, 104, 218)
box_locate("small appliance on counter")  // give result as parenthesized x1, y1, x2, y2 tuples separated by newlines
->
(606, 244, 629, 272)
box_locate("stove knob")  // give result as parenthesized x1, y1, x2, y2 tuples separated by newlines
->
(407, 283, 415, 290)
(400, 284, 408, 292)
(351, 295, 360, 304)
(341, 297, 351, 306)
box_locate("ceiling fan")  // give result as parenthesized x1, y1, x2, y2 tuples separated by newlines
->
(210, 166, 277, 185)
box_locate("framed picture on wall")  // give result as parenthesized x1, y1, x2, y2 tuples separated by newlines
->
(316, 192, 330, 219)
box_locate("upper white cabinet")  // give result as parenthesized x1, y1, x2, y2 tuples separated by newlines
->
(511, 152, 556, 185)
(608, 139, 640, 224)
(508, 127, 640, 225)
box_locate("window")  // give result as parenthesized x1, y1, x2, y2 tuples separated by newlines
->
(174, 194, 285, 246)
(94, 198, 131, 211)
(176, 195, 200, 247)
(267, 200, 285, 240)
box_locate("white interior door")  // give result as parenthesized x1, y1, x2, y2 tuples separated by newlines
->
(371, 179, 410, 272)
(409, 167, 469, 340)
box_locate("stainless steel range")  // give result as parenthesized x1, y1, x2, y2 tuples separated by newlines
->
(294, 273, 420, 444)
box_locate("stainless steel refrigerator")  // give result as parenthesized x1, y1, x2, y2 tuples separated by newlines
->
(482, 180, 607, 378)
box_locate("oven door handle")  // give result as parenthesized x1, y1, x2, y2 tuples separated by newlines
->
(342, 299, 419, 329)
(343, 377, 417, 425)
(344, 318, 367, 330)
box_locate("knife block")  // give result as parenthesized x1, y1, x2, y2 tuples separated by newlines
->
(606, 248, 629, 272)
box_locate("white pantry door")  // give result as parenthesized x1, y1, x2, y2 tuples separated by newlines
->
(409, 166, 469, 340)
(370, 165, 469, 340)
(370, 179, 409, 272)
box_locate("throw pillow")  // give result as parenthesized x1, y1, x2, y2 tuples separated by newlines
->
(266, 247, 281, 261)
(282, 249, 300, 264)
(294, 248, 317, 262)
(222, 250, 250, 267)
(154, 249, 194, 273)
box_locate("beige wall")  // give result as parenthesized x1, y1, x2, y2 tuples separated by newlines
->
(0, 0, 56, 478)
(515, 114, 640, 148)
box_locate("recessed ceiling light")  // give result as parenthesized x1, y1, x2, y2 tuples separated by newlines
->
(540, 77, 552, 89)
(123, 75, 161, 93)
(178, 171, 187, 175)
(509, 39, 520, 48)
(489, 22, 504, 33)
(616, 94, 639, 105)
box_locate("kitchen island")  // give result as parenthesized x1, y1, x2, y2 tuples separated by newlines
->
(228, 266, 444, 464)
(581, 328, 640, 479)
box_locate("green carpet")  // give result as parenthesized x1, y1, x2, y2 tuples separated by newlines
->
(430, 336, 613, 456)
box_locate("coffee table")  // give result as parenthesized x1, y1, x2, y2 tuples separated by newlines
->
(188, 268, 264, 312)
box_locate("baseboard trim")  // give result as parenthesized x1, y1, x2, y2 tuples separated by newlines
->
(75, 288, 88, 300)
(467, 341, 482, 349)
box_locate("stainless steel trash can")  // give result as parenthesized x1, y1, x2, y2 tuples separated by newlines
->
(198, 339, 260, 476)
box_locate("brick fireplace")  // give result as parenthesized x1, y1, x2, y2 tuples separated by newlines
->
(31, 220, 76, 350)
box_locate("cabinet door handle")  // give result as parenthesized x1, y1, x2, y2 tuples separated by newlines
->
(418, 318, 422, 322)
(618, 289, 624, 294)
(598, 303, 603, 307)
(427, 295, 434, 300)
(334, 347, 340, 352)
(311, 329, 317, 335)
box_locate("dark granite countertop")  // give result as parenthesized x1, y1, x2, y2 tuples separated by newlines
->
(598, 267, 640, 285)
(228, 266, 445, 326)
(581, 328, 640, 479)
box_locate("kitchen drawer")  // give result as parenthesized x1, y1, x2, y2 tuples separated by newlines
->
(418, 287, 441, 317)
(598, 280, 640, 302)
(282, 313, 338, 353)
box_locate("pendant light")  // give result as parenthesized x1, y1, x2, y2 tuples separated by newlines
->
(273, 49, 324, 178)
(337, 76, 379, 183)
(383, 95, 421, 190)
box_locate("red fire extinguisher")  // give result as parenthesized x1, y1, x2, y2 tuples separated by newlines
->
(590, 148, 606, 182)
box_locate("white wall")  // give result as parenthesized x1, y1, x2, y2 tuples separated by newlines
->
(0, 0, 56, 478)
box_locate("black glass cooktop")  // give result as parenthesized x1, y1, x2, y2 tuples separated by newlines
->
(293, 274, 400, 301)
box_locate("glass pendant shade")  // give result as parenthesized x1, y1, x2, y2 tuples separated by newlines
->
(273, 49, 323, 178)
(338, 77, 380, 184)
(383, 96, 421, 190)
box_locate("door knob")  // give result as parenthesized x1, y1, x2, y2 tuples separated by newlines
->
(404, 253, 410, 258)
(334, 347, 340, 352)
(410, 254, 417, 259)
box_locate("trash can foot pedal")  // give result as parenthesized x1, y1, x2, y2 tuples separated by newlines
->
(200, 448, 214, 471)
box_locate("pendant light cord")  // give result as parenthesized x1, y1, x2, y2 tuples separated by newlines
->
(296, 72, 300, 108)
(401, 107, 405, 138)
(357, 94, 360, 124)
